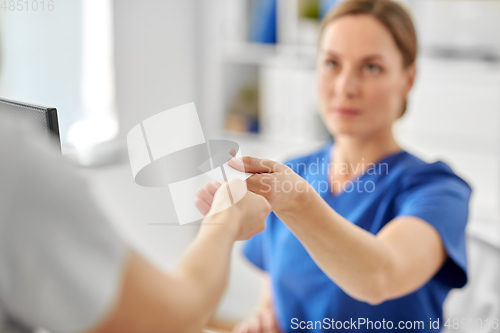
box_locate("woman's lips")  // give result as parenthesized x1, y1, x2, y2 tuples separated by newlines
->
(333, 107, 361, 117)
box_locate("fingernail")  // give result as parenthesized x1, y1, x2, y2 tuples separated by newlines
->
(231, 157, 243, 165)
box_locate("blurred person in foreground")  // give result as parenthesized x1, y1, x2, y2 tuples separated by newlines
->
(197, 0, 472, 332)
(0, 115, 271, 333)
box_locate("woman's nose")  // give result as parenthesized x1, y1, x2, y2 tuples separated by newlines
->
(335, 69, 359, 98)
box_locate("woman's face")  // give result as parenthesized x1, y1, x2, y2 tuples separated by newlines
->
(318, 14, 415, 138)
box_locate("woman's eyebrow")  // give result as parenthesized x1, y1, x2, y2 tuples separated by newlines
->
(320, 49, 341, 57)
(320, 50, 385, 62)
(362, 54, 385, 62)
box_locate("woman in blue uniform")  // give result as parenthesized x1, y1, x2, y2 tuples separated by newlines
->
(198, 0, 472, 332)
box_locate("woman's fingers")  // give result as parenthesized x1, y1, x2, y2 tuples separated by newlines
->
(227, 157, 246, 172)
(228, 156, 282, 174)
(232, 321, 250, 333)
(246, 174, 273, 198)
(232, 311, 279, 333)
(261, 311, 273, 332)
(231, 322, 244, 333)
(231, 317, 259, 333)
(261, 311, 280, 333)
(247, 315, 261, 333)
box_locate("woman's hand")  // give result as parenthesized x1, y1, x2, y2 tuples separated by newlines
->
(195, 179, 271, 241)
(232, 306, 281, 333)
(232, 274, 281, 333)
(227, 157, 312, 217)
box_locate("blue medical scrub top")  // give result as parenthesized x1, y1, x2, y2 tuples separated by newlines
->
(243, 142, 472, 332)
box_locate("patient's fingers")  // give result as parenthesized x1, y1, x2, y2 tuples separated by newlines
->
(205, 181, 221, 196)
(194, 198, 210, 216)
(196, 181, 221, 206)
(197, 188, 214, 206)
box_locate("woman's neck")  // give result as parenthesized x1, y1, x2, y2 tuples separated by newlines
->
(331, 129, 402, 179)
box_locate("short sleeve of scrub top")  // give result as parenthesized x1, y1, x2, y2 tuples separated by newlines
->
(0, 119, 128, 333)
(242, 142, 472, 332)
(394, 161, 471, 288)
(242, 218, 268, 271)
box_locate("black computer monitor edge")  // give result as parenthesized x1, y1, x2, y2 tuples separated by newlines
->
(0, 98, 61, 152)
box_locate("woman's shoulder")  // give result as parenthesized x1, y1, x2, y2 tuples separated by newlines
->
(395, 151, 472, 195)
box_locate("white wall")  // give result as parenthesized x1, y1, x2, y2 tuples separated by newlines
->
(113, 0, 199, 142)
(0, 1, 83, 145)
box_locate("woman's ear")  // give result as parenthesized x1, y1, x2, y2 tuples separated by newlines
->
(402, 63, 416, 99)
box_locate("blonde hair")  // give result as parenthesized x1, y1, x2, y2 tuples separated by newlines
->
(319, 0, 417, 116)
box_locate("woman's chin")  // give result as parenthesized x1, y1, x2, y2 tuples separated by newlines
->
(328, 123, 362, 137)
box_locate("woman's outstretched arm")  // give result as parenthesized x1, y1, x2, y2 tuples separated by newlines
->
(229, 157, 447, 305)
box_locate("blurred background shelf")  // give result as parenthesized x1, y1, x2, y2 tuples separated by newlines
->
(207, 0, 334, 143)
(221, 42, 278, 65)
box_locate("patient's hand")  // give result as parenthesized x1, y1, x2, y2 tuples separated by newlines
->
(197, 179, 271, 241)
(195, 180, 222, 216)
(227, 157, 312, 217)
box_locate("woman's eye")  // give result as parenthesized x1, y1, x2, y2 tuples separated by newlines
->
(324, 60, 338, 69)
(363, 64, 382, 74)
